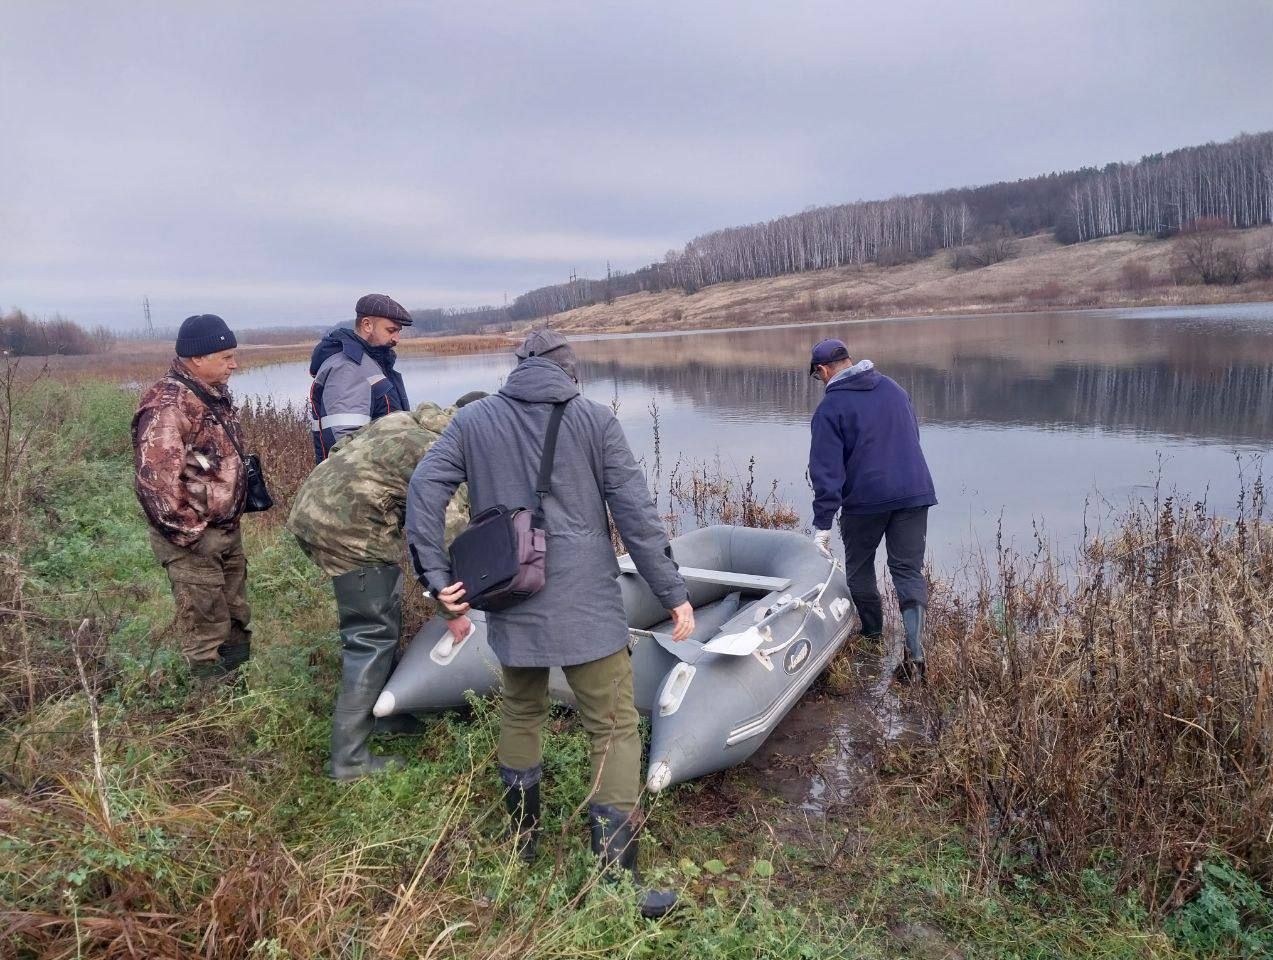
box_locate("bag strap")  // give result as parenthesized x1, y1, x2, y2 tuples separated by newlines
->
(533, 399, 571, 525)
(170, 372, 247, 463)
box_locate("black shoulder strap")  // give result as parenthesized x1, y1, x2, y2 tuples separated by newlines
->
(170, 372, 246, 462)
(533, 399, 571, 524)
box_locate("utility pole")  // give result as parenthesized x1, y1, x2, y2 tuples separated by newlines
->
(142, 296, 154, 338)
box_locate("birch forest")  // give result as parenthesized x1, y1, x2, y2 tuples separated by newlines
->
(412, 131, 1273, 332)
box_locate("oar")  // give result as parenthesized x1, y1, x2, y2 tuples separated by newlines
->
(629, 627, 706, 664)
(702, 550, 843, 657)
(701, 624, 771, 656)
(702, 583, 824, 656)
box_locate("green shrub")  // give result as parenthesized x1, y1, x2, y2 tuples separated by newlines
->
(1166, 858, 1273, 958)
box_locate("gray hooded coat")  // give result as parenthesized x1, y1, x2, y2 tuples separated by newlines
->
(406, 357, 687, 667)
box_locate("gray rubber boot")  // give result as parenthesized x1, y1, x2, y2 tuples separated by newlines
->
(327, 565, 406, 780)
(588, 803, 677, 919)
(372, 714, 427, 735)
(894, 604, 927, 685)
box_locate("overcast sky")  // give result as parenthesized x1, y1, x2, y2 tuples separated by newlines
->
(3, 1, 1272, 330)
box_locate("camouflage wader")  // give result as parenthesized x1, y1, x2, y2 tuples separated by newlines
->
(287, 405, 470, 778)
(149, 526, 251, 664)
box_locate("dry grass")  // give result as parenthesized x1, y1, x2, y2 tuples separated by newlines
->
(538, 227, 1273, 335)
(0, 696, 643, 960)
(20, 333, 515, 386)
(908, 480, 1273, 905)
(660, 456, 800, 536)
(237, 398, 314, 525)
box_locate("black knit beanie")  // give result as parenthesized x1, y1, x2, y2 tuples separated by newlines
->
(176, 314, 238, 358)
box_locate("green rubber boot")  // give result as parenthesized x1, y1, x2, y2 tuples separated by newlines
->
(894, 604, 927, 686)
(326, 565, 407, 780)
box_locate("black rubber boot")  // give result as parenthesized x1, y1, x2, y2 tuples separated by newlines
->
(855, 599, 884, 640)
(372, 713, 428, 736)
(217, 640, 251, 671)
(501, 765, 542, 864)
(588, 803, 678, 919)
(894, 605, 927, 686)
(190, 659, 233, 681)
(327, 566, 406, 780)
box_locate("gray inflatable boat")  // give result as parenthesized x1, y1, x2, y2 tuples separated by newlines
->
(373, 525, 855, 791)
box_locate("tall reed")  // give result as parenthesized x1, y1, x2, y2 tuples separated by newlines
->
(914, 479, 1272, 905)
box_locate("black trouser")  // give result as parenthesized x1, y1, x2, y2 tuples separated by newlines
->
(839, 506, 929, 612)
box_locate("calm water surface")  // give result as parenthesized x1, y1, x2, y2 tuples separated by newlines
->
(236, 303, 1273, 574)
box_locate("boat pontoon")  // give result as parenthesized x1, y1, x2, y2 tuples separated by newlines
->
(373, 526, 854, 791)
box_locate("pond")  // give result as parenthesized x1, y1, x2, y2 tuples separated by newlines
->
(234, 302, 1273, 576)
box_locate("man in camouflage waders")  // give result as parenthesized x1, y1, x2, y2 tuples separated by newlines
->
(287, 394, 485, 779)
(133, 314, 252, 680)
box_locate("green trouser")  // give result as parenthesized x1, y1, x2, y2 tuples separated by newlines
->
(499, 647, 641, 811)
(150, 526, 251, 664)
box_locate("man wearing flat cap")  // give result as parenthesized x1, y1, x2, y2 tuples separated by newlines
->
(132, 314, 252, 679)
(406, 328, 692, 918)
(308, 293, 413, 462)
(807, 338, 937, 684)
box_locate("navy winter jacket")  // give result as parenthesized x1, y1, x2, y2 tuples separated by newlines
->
(809, 360, 936, 529)
(308, 327, 410, 462)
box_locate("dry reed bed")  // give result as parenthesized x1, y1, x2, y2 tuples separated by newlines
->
(915, 482, 1272, 906)
(12, 333, 515, 386)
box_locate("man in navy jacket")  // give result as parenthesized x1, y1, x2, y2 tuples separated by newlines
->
(807, 338, 937, 683)
(308, 293, 412, 463)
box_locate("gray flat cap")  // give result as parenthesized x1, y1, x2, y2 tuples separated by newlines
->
(516, 328, 578, 380)
(355, 293, 413, 326)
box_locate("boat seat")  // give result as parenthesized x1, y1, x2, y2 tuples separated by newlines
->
(617, 554, 791, 593)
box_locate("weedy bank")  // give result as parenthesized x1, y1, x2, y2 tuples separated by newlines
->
(1, 366, 1269, 958)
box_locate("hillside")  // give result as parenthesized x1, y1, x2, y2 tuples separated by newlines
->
(539, 226, 1273, 334)
(408, 130, 1273, 333)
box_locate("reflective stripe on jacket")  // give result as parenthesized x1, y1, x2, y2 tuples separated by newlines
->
(308, 328, 409, 462)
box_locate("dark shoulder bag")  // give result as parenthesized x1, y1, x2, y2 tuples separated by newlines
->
(172, 374, 274, 513)
(444, 399, 570, 612)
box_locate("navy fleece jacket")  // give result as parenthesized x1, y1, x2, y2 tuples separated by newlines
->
(808, 360, 937, 529)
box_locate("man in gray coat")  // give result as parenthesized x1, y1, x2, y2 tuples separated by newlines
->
(406, 330, 693, 918)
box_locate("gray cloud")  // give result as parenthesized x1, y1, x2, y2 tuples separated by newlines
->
(2, 0, 1271, 329)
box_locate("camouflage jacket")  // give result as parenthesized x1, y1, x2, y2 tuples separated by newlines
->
(286, 402, 469, 577)
(132, 359, 247, 548)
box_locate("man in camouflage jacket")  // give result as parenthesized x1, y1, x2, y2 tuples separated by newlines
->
(287, 394, 484, 779)
(132, 314, 251, 678)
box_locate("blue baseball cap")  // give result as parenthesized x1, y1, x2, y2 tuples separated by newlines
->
(808, 338, 850, 375)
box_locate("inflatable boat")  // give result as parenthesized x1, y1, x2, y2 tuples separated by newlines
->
(373, 526, 855, 791)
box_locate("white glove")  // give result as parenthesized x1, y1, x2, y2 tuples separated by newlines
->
(813, 528, 833, 558)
